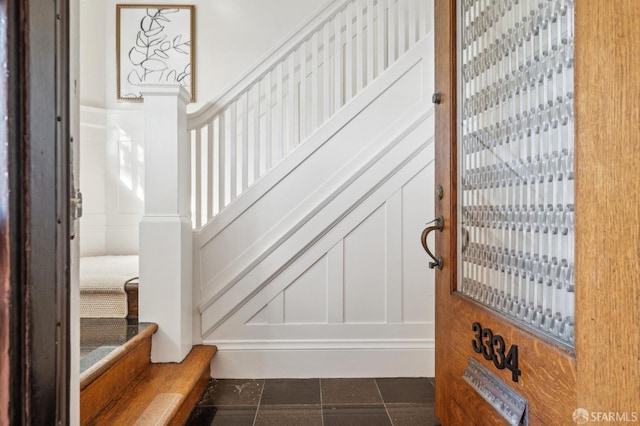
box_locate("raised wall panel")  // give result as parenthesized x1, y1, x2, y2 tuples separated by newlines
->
(80, 106, 144, 256)
(79, 107, 108, 256)
(326, 241, 345, 323)
(384, 191, 403, 323)
(116, 137, 145, 214)
(267, 293, 284, 324)
(284, 255, 328, 324)
(401, 163, 435, 323)
(344, 205, 386, 323)
(246, 305, 268, 325)
(105, 109, 144, 254)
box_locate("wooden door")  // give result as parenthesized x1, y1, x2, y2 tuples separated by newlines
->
(431, 1, 639, 425)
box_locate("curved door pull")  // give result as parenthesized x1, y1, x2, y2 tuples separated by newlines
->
(421, 216, 444, 269)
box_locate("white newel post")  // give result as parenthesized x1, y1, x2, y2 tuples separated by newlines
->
(139, 84, 192, 363)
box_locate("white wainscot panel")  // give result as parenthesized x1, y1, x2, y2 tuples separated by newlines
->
(283, 255, 328, 324)
(402, 162, 436, 323)
(105, 109, 145, 254)
(343, 206, 386, 323)
(246, 305, 269, 325)
(116, 136, 145, 213)
(79, 106, 108, 256)
(79, 106, 145, 256)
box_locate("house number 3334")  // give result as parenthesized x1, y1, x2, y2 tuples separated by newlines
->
(471, 322, 521, 382)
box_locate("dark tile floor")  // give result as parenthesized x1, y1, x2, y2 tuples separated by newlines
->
(186, 377, 438, 426)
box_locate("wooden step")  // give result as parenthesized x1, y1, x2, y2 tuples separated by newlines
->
(90, 345, 217, 425)
(80, 322, 158, 425)
(124, 281, 138, 319)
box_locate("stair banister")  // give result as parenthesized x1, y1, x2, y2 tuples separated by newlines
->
(187, 0, 345, 129)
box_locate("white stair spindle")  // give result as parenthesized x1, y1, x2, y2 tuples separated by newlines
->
(275, 61, 283, 163)
(242, 91, 249, 191)
(366, 0, 374, 85)
(253, 82, 260, 183)
(345, 2, 354, 101)
(398, 0, 406, 55)
(356, 0, 364, 91)
(265, 73, 272, 170)
(377, 0, 385, 76)
(323, 22, 331, 120)
(207, 122, 214, 219)
(408, 0, 416, 48)
(389, 0, 396, 63)
(300, 40, 307, 141)
(311, 31, 319, 131)
(195, 129, 202, 228)
(288, 52, 296, 152)
(229, 102, 238, 201)
(334, 10, 342, 111)
(218, 112, 226, 210)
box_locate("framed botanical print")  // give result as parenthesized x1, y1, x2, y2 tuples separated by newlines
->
(116, 4, 195, 102)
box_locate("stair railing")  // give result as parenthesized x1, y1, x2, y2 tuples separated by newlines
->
(188, 0, 430, 228)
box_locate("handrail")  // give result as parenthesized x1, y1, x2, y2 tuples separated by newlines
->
(187, 0, 345, 129)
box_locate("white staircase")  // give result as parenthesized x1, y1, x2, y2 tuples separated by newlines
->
(188, 0, 433, 227)
(142, 0, 436, 376)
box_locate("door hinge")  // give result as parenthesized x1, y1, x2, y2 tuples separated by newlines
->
(71, 190, 82, 221)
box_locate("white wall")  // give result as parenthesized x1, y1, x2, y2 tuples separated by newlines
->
(80, 0, 328, 110)
(79, 0, 106, 108)
(79, 0, 328, 255)
(79, 107, 145, 256)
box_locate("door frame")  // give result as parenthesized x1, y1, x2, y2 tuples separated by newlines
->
(0, 0, 71, 422)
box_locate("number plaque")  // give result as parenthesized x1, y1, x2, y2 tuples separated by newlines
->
(471, 322, 521, 382)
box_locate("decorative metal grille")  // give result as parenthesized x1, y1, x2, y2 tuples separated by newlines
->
(458, 0, 575, 346)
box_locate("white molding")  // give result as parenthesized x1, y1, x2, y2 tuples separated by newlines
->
(215, 321, 435, 341)
(206, 338, 434, 351)
(139, 84, 191, 104)
(208, 343, 435, 378)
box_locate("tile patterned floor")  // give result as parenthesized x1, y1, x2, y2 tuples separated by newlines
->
(186, 377, 438, 426)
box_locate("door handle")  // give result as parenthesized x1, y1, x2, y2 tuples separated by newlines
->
(421, 216, 444, 269)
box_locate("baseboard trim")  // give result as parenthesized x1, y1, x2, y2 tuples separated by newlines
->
(207, 340, 435, 378)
